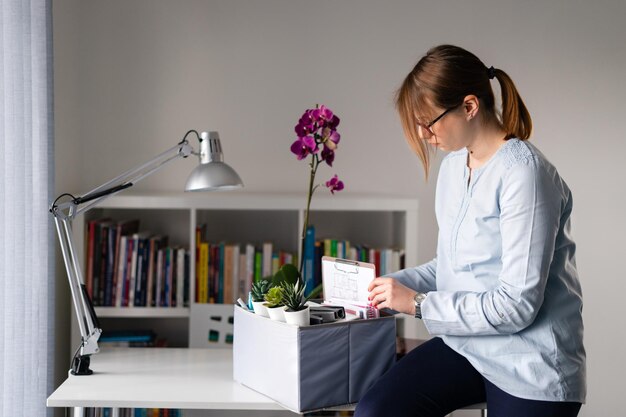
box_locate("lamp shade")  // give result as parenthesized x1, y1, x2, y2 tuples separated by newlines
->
(184, 131, 243, 191)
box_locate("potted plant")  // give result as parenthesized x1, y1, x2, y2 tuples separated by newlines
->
(264, 286, 286, 322)
(250, 279, 272, 317)
(282, 280, 309, 326)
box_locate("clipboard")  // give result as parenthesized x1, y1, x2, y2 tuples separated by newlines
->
(321, 256, 379, 319)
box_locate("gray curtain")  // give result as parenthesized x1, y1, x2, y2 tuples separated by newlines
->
(0, 0, 55, 416)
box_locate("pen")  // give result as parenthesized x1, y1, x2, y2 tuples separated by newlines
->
(237, 298, 250, 310)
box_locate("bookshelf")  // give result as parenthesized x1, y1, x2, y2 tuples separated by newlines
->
(69, 191, 421, 352)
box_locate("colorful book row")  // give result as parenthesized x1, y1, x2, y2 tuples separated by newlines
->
(195, 225, 296, 303)
(86, 408, 181, 417)
(86, 218, 190, 307)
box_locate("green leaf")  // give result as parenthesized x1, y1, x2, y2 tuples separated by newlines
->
(272, 263, 300, 287)
(305, 283, 323, 301)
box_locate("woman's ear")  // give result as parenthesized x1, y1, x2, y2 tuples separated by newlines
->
(463, 95, 480, 120)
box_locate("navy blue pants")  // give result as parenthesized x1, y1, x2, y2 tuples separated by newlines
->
(354, 337, 581, 417)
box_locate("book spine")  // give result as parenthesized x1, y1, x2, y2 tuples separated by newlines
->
(134, 237, 145, 307)
(176, 248, 185, 308)
(184, 251, 190, 307)
(218, 243, 225, 303)
(199, 242, 209, 303)
(128, 236, 137, 307)
(231, 245, 240, 301)
(262, 242, 272, 277)
(303, 225, 315, 296)
(98, 224, 109, 306)
(245, 243, 255, 290)
(123, 239, 134, 307)
(115, 236, 127, 307)
(164, 248, 171, 307)
(156, 249, 164, 307)
(146, 238, 156, 307)
(223, 245, 234, 304)
(254, 249, 262, 283)
(104, 226, 117, 306)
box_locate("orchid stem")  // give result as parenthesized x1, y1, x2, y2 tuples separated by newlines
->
(299, 155, 319, 276)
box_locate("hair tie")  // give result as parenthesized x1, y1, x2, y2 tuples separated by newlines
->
(487, 66, 496, 80)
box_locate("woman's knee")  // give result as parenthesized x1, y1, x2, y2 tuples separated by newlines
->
(353, 391, 390, 417)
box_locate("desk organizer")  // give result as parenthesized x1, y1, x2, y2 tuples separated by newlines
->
(233, 306, 396, 413)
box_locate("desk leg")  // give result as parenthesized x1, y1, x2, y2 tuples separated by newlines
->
(72, 407, 84, 417)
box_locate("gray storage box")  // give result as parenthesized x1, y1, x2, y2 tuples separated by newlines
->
(233, 306, 396, 413)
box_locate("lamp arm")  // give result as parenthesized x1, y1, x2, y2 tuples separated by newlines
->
(50, 131, 199, 375)
(52, 136, 196, 220)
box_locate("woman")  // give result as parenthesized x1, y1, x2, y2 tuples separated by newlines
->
(355, 45, 586, 417)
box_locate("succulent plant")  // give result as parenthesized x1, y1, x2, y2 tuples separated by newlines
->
(282, 281, 306, 312)
(264, 286, 285, 308)
(251, 279, 273, 302)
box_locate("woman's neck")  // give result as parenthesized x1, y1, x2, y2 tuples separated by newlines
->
(466, 124, 508, 169)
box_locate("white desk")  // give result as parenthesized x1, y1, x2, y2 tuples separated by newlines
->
(48, 347, 486, 416)
(47, 348, 298, 412)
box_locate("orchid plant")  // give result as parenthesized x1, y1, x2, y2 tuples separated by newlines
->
(290, 105, 344, 287)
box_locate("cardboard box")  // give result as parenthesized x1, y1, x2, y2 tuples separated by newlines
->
(233, 306, 396, 413)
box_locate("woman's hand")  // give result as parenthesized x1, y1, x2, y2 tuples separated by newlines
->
(368, 277, 417, 315)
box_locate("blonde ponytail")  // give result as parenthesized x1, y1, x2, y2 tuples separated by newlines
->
(494, 69, 532, 140)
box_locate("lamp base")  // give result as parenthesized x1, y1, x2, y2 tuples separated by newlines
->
(71, 354, 93, 376)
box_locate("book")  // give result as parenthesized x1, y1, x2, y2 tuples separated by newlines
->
(245, 243, 255, 289)
(183, 251, 190, 307)
(231, 244, 240, 301)
(115, 235, 128, 307)
(111, 219, 140, 306)
(155, 249, 164, 307)
(198, 242, 209, 303)
(223, 244, 234, 304)
(262, 242, 272, 277)
(303, 225, 316, 296)
(96, 220, 115, 305)
(218, 243, 225, 303)
(176, 248, 185, 308)
(254, 249, 262, 282)
(122, 238, 135, 306)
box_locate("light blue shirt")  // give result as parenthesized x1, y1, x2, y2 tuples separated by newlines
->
(390, 138, 586, 402)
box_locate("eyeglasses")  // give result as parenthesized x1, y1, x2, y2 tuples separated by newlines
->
(416, 104, 460, 137)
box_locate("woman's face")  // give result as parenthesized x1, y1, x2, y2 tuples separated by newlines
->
(417, 105, 469, 152)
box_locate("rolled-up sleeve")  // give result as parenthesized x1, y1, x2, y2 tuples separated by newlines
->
(422, 160, 562, 336)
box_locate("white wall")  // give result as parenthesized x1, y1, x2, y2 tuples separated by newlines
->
(53, 1, 626, 416)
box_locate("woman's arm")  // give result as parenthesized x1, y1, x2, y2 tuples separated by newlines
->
(367, 258, 437, 315)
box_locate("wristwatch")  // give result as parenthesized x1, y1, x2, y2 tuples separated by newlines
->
(413, 292, 427, 319)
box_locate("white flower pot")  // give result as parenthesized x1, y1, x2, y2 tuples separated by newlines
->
(252, 301, 270, 317)
(266, 305, 286, 322)
(284, 306, 310, 327)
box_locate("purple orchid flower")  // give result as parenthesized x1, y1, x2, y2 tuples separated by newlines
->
(312, 105, 334, 124)
(295, 112, 316, 136)
(321, 147, 335, 166)
(325, 175, 344, 194)
(290, 135, 319, 160)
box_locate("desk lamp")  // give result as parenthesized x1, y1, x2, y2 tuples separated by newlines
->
(50, 130, 243, 375)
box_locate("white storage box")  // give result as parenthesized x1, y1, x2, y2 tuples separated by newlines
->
(233, 306, 396, 413)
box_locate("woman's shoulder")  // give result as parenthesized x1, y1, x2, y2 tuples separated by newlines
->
(500, 138, 539, 169)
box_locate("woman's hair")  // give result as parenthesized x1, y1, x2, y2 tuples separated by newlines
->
(395, 44, 532, 176)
